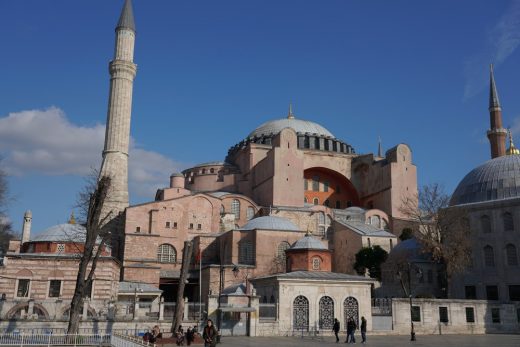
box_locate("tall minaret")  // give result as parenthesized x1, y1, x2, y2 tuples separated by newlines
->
(487, 64, 507, 159)
(99, 0, 137, 219)
(21, 210, 32, 244)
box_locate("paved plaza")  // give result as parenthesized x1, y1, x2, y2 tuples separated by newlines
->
(215, 334, 520, 347)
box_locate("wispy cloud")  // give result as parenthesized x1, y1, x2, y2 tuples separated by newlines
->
(0, 107, 188, 199)
(464, 0, 520, 99)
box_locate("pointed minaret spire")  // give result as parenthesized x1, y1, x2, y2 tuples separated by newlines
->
(287, 103, 295, 119)
(489, 64, 501, 110)
(486, 64, 507, 159)
(117, 0, 136, 32)
(377, 136, 382, 157)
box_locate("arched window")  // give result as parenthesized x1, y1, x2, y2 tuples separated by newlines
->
(343, 297, 359, 327)
(313, 198, 319, 205)
(317, 212, 327, 235)
(324, 199, 330, 207)
(371, 215, 381, 227)
(481, 215, 492, 233)
(231, 199, 240, 219)
(484, 245, 495, 267)
(293, 296, 309, 330)
(503, 212, 514, 232)
(246, 206, 255, 221)
(319, 296, 334, 329)
(220, 205, 225, 214)
(277, 241, 290, 259)
(239, 241, 254, 265)
(335, 201, 341, 209)
(323, 181, 329, 192)
(157, 244, 177, 263)
(506, 244, 518, 266)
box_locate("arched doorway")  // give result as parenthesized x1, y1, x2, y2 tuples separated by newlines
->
(293, 295, 309, 330)
(343, 296, 359, 327)
(319, 296, 334, 329)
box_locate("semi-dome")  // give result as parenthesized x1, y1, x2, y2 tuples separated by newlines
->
(248, 118, 335, 139)
(450, 155, 520, 206)
(30, 223, 87, 243)
(290, 234, 327, 250)
(240, 216, 300, 231)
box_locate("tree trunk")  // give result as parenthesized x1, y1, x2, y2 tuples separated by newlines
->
(172, 241, 193, 333)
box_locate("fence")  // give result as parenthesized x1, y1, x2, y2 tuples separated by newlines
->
(111, 333, 156, 347)
(259, 303, 277, 320)
(0, 333, 110, 346)
(187, 302, 203, 321)
(371, 298, 392, 316)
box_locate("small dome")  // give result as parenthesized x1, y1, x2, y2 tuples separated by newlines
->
(290, 234, 327, 250)
(389, 238, 430, 262)
(30, 223, 87, 243)
(240, 216, 300, 231)
(170, 172, 184, 177)
(450, 155, 520, 205)
(248, 118, 335, 139)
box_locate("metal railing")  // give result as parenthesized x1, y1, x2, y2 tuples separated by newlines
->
(371, 298, 392, 316)
(0, 333, 110, 346)
(111, 333, 156, 347)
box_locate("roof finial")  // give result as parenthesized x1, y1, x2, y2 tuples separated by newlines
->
(377, 136, 382, 157)
(489, 64, 501, 110)
(507, 128, 520, 155)
(287, 103, 295, 119)
(117, 0, 136, 32)
(69, 211, 76, 225)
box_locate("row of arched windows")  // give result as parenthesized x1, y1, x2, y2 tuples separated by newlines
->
(293, 295, 359, 330)
(304, 197, 352, 209)
(483, 244, 518, 267)
(480, 212, 515, 233)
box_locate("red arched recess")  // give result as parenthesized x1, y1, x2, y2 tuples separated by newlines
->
(304, 167, 360, 208)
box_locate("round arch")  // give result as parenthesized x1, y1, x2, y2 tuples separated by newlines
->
(303, 167, 360, 209)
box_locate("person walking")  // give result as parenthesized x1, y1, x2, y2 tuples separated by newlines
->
(345, 318, 356, 343)
(360, 316, 367, 344)
(333, 318, 340, 343)
(203, 319, 218, 347)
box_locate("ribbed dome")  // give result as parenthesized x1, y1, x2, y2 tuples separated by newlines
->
(30, 223, 87, 242)
(248, 118, 335, 139)
(290, 234, 327, 250)
(450, 155, 520, 206)
(240, 216, 300, 231)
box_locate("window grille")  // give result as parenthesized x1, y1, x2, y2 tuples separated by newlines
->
(503, 212, 514, 231)
(319, 296, 334, 329)
(17, 279, 30, 297)
(484, 245, 495, 267)
(239, 241, 254, 264)
(231, 199, 240, 219)
(49, 280, 61, 298)
(246, 207, 255, 221)
(344, 296, 359, 327)
(56, 244, 65, 253)
(506, 244, 518, 266)
(293, 295, 309, 330)
(465, 307, 475, 323)
(157, 244, 177, 263)
(438, 306, 449, 323)
(312, 257, 321, 270)
(411, 306, 421, 322)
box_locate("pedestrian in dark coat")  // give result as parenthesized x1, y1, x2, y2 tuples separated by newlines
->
(333, 318, 340, 343)
(202, 319, 218, 347)
(345, 318, 356, 343)
(360, 316, 367, 343)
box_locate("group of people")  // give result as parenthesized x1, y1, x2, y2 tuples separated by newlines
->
(333, 316, 367, 344)
(143, 325, 162, 343)
(175, 324, 198, 346)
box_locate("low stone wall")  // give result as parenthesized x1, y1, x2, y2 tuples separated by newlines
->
(391, 298, 520, 335)
(256, 321, 279, 336)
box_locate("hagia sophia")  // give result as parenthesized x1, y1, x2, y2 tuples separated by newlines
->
(0, 0, 519, 336)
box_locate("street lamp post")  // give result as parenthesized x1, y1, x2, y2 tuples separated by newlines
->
(397, 262, 421, 342)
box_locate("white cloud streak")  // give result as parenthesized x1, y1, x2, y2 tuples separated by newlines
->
(464, 0, 520, 99)
(0, 107, 186, 199)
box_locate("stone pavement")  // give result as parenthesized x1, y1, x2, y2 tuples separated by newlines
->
(215, 334, 520, 347)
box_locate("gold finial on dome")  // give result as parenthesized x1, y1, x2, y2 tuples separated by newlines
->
(69, 211, 76, 225)
(506, 129, 520, 155)
(287, 103, 295, 119)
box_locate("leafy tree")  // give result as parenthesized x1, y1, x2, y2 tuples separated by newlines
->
(354, 245, 388, 281)
(400, 183, 471, 297)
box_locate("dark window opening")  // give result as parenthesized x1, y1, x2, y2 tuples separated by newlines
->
(439, 306, 449, 323)
(49, 280, 61, 298)
(486, 285, 499, 300)
(411, 306, 421, 322)
(189, 223, 194, 229)
(491, 308, 500, 323)
(465, 286, 477, 299)
(465, 307, 475, 323)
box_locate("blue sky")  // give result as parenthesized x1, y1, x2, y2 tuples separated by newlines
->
(1, 0, 520, 234)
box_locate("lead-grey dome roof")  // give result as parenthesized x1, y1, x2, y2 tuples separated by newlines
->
(30, 223, 87, 242)
(290, 234, 327, 250)
(248, 118, 335, 139)
(240, 216, 300, 231)
(450, 155, 520, 206)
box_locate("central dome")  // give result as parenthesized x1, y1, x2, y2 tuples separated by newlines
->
(248, 118, 335, 139)
(450, 155, 520, 206)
